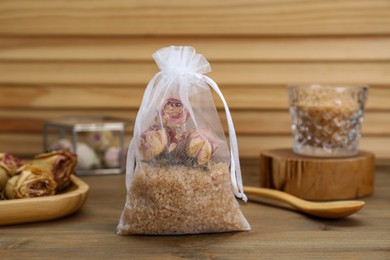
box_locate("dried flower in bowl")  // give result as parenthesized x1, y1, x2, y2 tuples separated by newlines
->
(5, 165, 57, 199)
(0, 153, 23, 176)
(0, 153, 24, 200)
(31, 150, 77, 191)
(0, 164, 10, 199)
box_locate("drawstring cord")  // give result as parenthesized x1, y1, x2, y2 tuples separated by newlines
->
(203, 76, 247, 202)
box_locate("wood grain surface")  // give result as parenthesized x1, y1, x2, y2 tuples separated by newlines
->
(0, 0, 389, 163)
(0, 85, 389, 110)
(1, 62, 390, 85)
(0, 161, 389, 259)
(1, 0, 390, 35)
(259, 149, 375, 200)
(1, 37, 390, 61)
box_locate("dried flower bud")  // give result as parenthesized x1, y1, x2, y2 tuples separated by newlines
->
(51, 138, 74, 151)
(0, 153, 22, 199)
(138, 125, 168, 161)
(5, 165, 57, 199)
(104, 147, 121, 168)
(166, 127, 182, 153)
(75, 143, 101, 170)
(161, 98, 190, 129)
(87, 131, 113, 151)
(31, 150, 77, 191)
(0, 164, 10, 199)
(185, 130, 214, 165)
(0, 153, 23, 176)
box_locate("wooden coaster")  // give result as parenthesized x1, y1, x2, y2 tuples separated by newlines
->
(259, 148, 375, 201)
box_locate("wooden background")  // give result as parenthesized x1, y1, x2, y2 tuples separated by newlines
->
(0, 0, 390, 164)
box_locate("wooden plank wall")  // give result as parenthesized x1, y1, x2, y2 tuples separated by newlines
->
(0, 0, 390, 164)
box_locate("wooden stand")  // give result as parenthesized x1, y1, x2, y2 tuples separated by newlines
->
(260, 148, 375, 201)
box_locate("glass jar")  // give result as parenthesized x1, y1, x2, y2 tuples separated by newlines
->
(288, 84, 368, 157)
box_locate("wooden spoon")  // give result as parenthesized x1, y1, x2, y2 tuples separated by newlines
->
(244, 186, 365, 219)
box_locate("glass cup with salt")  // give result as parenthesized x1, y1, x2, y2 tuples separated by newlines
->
(288, 84, 368, 157)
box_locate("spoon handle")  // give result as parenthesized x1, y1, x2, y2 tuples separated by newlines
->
(244, 186, 308, 209)
(243, 186, 366, 219)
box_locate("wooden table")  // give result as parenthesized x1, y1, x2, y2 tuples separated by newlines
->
(1, 161, 389, 259)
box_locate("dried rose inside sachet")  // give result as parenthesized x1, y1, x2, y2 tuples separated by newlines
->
(5, 165, 57, 199)
(138, 98, 190, 161)
(185, 129, 216, 165)
(138, 98, 218, 166)
(138, 124, 168, 161)
(138, 98, 190, 160)
(162, 98, 190, 129)
(31, 150, 77, 191)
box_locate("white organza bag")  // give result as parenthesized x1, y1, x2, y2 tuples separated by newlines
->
(117, 46, 250, 235)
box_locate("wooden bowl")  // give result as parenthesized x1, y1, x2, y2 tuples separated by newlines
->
(0, 175, 89, 225)
(259, 148, 375, 201)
